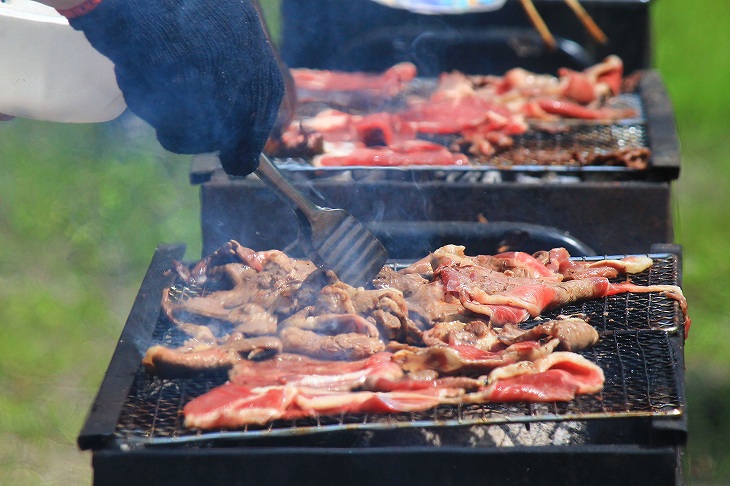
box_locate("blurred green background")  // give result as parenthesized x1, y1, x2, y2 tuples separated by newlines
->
(1, 0, 728, 484)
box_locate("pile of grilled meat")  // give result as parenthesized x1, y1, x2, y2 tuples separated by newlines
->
(142, 241, 689, 430)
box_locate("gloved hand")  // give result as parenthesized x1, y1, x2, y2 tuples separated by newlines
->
(60, 0, 284, 176)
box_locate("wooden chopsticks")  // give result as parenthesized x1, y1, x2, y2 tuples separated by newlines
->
(564, 0, 608, 44)
(518, 0, 609, 50)
(518, 0, 557, 50)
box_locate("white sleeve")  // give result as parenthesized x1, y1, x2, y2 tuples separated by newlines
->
(0, 0, 126, 122)
(26, 0, 86, 11)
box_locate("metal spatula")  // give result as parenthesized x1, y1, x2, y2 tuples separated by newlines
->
(254, 154, 388, 287)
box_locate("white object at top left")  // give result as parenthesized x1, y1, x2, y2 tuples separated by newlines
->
(0, 0, 126, 123)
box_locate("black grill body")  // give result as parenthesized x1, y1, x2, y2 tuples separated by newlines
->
(79, 244, 687, 485)
(92, 446, 681, 486)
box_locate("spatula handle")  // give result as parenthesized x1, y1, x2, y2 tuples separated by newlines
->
(255, 154, 321, 218)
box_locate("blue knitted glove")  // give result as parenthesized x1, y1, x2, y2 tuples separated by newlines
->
(64, 0, 284, 176)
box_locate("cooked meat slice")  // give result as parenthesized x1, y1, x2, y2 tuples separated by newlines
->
(498, 317, 599, 351)
(223, 334, 283, 360)
(227, 303, 278, 336)
(577, 147, 651, 170)
(310, 284, 357, 314)
(397, 256, 434, 277)
(608, 281, 691, 336)
(348, 286, 414, 342)
(142, 336, 283, 377)
(422, 320, 500, 352)
(162, 288, 275, 341)
(170, 320, 220, 345)
(290, 279, 422, 344)
(278, 307, 385, 359)
(374, 266, 465, 327)
(162, 245, 320, 340)
(535, 247, 653, 279)
(291, 268, 341, 309)
(229, 352, 402, 391)
(280, 327, 385, 360)
(433, 376, 484, 392)
(394, 340, 558, 377)
(280, 309, 380, 337)
(142, 345, 237, 377)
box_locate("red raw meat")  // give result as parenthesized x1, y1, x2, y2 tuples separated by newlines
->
(183, 384, 297, 428)
(314, 140, 469, 167)
(438, 264, 611, 325)
(536, 98, 635, 121)
(608, 282, 691, 337)
(276, 57, 637, 166)
(481, 352, 605, 402)
(492, 251, 562, 279)
(537, 98, 612, 120)
(287, 386, 459, 418)
(292, 62, 417, 96)
(299, 109, 358, 143)
(430, 245, 684, 328)
(561, 71, 598, 104)
(539, 247, 653, 280)
(229, 352, 403, 391)
(558, 55, 624, 104)
(354, 112, 417, 146)
(486, 370, 587, 402)
(400, 97, 527, 135)
(184, 349, 605, 428)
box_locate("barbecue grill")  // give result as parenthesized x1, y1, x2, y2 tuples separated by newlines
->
(193, 69, 679, 257)
(78, 243, 686, 485)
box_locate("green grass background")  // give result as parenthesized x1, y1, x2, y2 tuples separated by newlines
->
(1, 0, 729, 483)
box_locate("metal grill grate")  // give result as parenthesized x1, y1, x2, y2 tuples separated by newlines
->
(112, 254, 684, 446)
(490, 123, 647, 166)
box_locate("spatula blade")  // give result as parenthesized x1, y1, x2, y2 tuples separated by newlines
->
(255, 154, 388, 287)
(301, 208, 389, 288)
